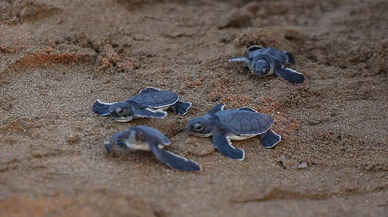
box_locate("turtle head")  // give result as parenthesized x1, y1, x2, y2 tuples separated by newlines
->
(104, 130, 131, 153)
(185, 116, 215, 137)
(108, 102, 136, 122)
(250, 59, 270, 76)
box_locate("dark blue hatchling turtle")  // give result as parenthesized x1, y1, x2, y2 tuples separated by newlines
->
(93, 87, 192, 122)
(105, 125, 201, 171)
(229, 45, 305, 84)
(185, 104, 281, 160)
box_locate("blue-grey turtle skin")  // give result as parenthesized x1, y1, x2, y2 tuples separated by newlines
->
(185, 104, 281, 160)
(105, 125, 201, 171)
(92, 87, 192, 122)
(229, 45, 305, 84)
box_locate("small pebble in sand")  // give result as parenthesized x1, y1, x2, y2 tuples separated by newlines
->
(297, 161, 308, 169)
(67, 135, 81, 145)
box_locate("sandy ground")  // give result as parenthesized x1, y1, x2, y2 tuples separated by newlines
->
(0, 0, 387, 216)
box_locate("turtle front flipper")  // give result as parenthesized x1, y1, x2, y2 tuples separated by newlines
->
(170, 101, 192, 115)
(208, 104, 225, 114)
(260, 130, 281, 149)
(134, 107, 167, 119)
(92, 99, 115, 116)
(275, 67, 305, 84)
(212, 129, 245, 160)
(138, 87, 161, 94)
(228, 56, 250, 65)
(284, 51, 295, 64)
(247, 45, 263, 53)
(150, 143, 201, 171)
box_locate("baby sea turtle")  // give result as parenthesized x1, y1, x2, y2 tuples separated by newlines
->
(93, 87, 192, 122)
(105, 125, 201, 171)
(229, 45, 305, 84)
(185, 104, 281, 160)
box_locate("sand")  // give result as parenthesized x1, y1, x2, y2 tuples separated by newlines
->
(0, 0, 387, 216)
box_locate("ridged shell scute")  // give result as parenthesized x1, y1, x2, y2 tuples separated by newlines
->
(130, 90, 178, 108)
(216, 110, 274, 135)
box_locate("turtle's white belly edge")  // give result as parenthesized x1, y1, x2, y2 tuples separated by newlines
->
(229, 134, 257, 141)
(153, 106, 169, 112)
(126, 142, 164, 151)
(114, 116, 134, 122)
(128, 142, 150, 151)
(190, 133, 212, 138)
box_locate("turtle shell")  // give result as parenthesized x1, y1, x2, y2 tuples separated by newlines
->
(215, 110, 274, 136)
(128, 88, 179, 109)
(248, 47, 288, 65)
(135, 125, 171, 146)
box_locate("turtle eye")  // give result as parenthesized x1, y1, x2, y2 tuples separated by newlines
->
(115, 107, 129, 116)
(115, 107, 123, 114)
(193, 123, 204, 131)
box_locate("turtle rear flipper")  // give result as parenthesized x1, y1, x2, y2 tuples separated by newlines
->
(275, 67, 305, 84)
(212, 129, 245, 160)
(260, 130, 281, 149)
(134, 108, 167, 119)
(150, 144, 201, 171)
(228, 56, 250, 65)
(170, 101, 192, 115)
(93, 99, 114, 116)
